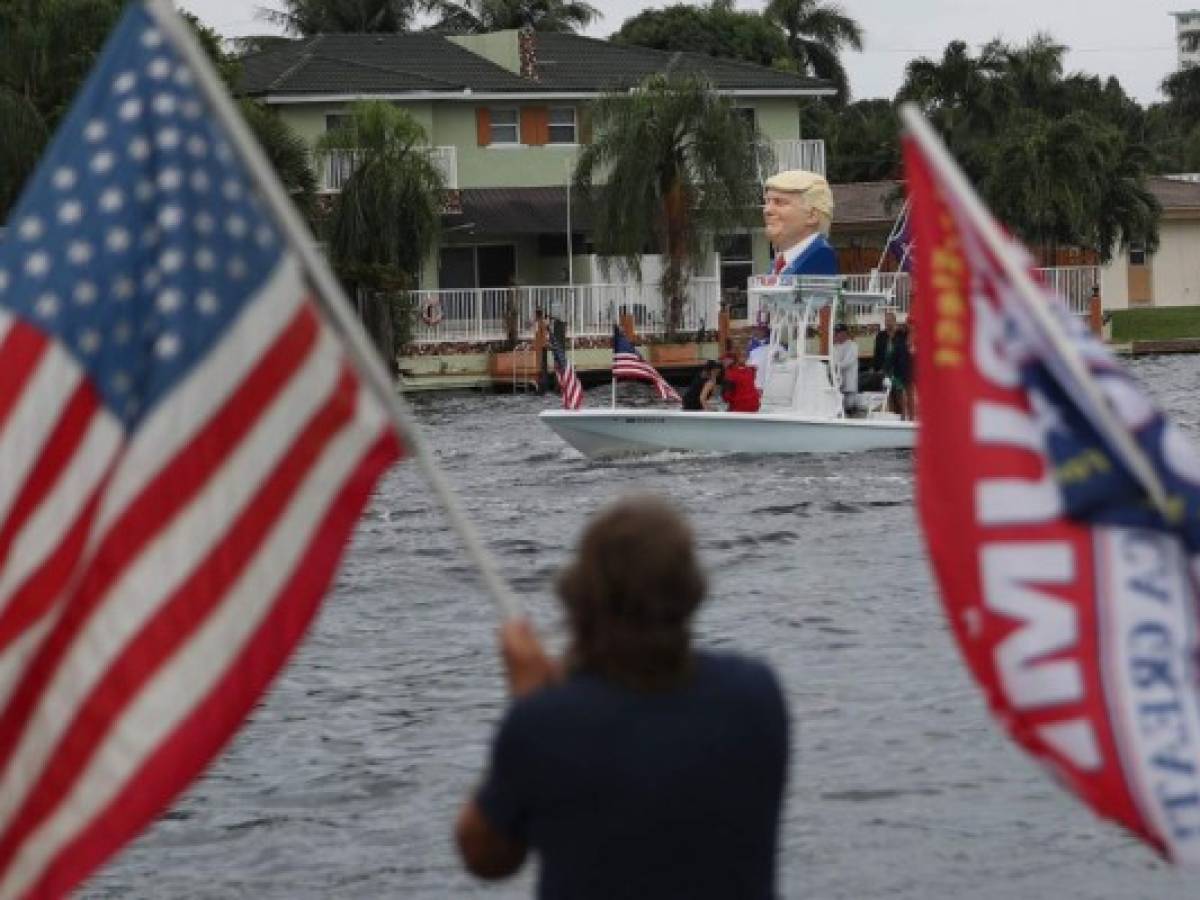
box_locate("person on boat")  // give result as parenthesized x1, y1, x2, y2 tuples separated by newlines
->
(830, 323, 859, 415)
(865, 309, 897, 392)
(455, 495, 790, 899)
(747, 325, 771, 393)
(890, 323, 915, 421)
(762, 169, 839, 277)
(721, 349, 760, 413)
(682, 360, 722, 411)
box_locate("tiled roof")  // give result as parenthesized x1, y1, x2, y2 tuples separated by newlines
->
(531, 33, 830, 93)
(239, 33, 536, 95)
(238, 31, 832, 97)
(1148, 176, 1200, 209)
(829, 177, 1200, 224)
(830, 181, 904, 225)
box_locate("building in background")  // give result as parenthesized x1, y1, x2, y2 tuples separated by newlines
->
(1170, 10, 1200, 68)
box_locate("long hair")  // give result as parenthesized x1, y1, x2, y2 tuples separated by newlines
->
(557, 496, 706, 691)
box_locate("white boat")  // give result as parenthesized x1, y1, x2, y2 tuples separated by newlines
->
(540, 276, 916, 459)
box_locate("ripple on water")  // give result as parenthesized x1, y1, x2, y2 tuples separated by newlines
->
(85, 356, 1200, 900)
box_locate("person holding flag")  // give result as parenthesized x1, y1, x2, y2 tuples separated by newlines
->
(455, 495, 790, 896)
(762, 169, 839, 277)
(611, 325, 681, 404)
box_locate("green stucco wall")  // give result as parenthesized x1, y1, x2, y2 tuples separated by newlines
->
(447, 32, 520, 74)
(272, 97, 803, 191)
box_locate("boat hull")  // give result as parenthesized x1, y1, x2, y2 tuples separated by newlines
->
(539, 409, 915, 458)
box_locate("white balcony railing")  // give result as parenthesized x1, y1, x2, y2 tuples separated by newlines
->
(769, 139, 826, 178)
(406, 280, 721, 344)
(401, 266, 1100, 345)
(756, 265, 1099, 324)
(319, 146, 458, 192)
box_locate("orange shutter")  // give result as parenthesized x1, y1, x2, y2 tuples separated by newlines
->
(521, 107, 549, 146)
(476, 107, 491, 146)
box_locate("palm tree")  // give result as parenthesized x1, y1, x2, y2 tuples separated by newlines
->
(764, 0, 863, 103)
(0, 89, 47, 217)
(1088, 127, 1160, 264)
(896, 40, 1010, 171)
(428, 0, 598, 33)
(574, 74, 768, 337)
(259, 0, 424, 35)
(239, 101, 318, 217)
(316, 102, 445, 364)
(0, 0, 123, 220)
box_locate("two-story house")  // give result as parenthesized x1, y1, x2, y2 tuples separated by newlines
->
(238, 29, 833, 340)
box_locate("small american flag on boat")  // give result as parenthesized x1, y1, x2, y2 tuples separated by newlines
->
(611, 325, 680, 403)
(551, 341, 583, 410)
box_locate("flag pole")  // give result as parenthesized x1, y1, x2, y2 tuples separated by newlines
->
(898, 103, 1171, 515)
(147, 0, 523, 620)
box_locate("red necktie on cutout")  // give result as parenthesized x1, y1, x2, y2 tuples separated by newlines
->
(772, 254, 786, 274)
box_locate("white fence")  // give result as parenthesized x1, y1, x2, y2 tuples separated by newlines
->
(769, 140, 826, 177)
(407, 279, 721, 344)
(403, 266, 1099, 344)
(836, 266, 1099, 321)
(320, 146, 458, 192)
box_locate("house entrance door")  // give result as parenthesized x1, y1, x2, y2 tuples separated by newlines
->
(477, 244, 517, 288)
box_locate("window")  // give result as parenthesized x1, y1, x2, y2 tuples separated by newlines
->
(734, 107, 757, 131)
(1129, 243, 1147, 266)
(489, 107, 519, 144)
(325, 114, 351, 133)
(717, 233, 754, 319)
(547, 107, 577, 144)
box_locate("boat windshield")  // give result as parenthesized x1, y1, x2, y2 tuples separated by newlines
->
(747, 276, 897, 419)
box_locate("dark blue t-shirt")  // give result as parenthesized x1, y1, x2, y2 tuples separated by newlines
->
(476, 650, 789, 899)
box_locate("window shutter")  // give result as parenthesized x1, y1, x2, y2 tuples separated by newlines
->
(521, 107, 548, 146)
(476, 107, 491, 146)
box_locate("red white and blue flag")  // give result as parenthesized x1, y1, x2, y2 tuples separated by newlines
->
(551, 342, 583, 410)
(906, 116, 1200, 863)
(611, 325, 681, 403)
(0, 5, 401, 897)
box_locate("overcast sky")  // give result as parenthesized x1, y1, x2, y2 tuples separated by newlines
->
(176, 0, 1184, 104)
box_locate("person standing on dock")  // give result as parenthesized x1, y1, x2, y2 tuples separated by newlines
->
(763, 169, 839, 277)
(455, 496, 790, 899)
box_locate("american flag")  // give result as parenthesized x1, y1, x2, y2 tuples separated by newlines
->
(551, 342, 583, 410)
(611, 325, 681, 403)
(0, 6, 400, 897)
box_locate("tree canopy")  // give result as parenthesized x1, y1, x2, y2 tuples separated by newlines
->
(257, 0, 424, 35)
(611, 3, 788, 69)
(893, 34, 1159, 262)
(428, 0, 598, 33)
(765, 0, 863, 103)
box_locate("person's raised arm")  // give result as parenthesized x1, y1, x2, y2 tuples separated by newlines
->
(455, 619, 561, 879)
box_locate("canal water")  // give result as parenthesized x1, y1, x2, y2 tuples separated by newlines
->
(87, 354, 1197, 899)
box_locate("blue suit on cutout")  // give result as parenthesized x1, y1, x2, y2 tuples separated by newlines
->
(780, 234, 839, 276)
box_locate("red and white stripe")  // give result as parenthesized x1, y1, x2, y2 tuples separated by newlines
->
(0, 256, 400, 900)
(555, 361, 584, 410)
(613, 352, 681, 403)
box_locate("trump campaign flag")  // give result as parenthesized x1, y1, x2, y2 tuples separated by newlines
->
(902, 105, 1200, 864)
(0, 3, 440, 896)
(612, 325, 681, 403)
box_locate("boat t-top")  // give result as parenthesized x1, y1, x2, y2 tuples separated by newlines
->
(539, 275, 917, 458)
